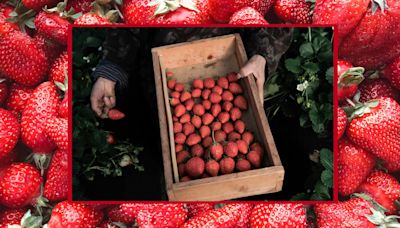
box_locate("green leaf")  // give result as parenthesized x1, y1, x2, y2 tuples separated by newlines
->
(299, 113, 309, 127)
(265, 83, 280, 96)
(325, 67, 333, 84)
(299, 42, 314, 58)
(314, 180, 331, 199)
(291, 193, 310, 200)
(321, 169, 333, 188)
(85, 36, 102, 48)
(320, 148, 333, 171)
(302, 62, 320, 73)
(285, 57, 302, 74)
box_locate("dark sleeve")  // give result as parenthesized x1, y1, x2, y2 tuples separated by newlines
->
(242, 28, 293, 75)
(92, 28, 142, 92)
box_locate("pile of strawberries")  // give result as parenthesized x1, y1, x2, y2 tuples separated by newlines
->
(168, 73, 265, 181)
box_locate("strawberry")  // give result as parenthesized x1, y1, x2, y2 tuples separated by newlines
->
(44, 117, 68, 151)
(222, 122, 234, 134)
(186, 133, 201, 146)
(174, 122, 183, 133)
(123, 0, 211, 25)
(67, 0, 92, 13)
(337, 61, 365, 101)
(191, 144, 204, 157)
(202, 136, 213, 148)
(0, 22, 48, 87)
(338, 138, 375, 196)
(0, 208, 27, 227)
(234, 95, 248, 110)
(205, 159, 219, 177)
(210, 132, 223, 161)
(184, 98, 194, 110)
(0, 163, 42, 208)
(187, 203, 215, 218)
(250, 143, 263, 154)
(191, 88, 201, 98)
(209, 0, 273, 23)
(359, 78, 399, 102)
(202, 99, 211, 110)
(49, 52, 67, 84)
(250, 203, 306, 227)
(176, 150, 190, 164)
(175, 144, 183, 152)
(6, 84, 33, 116)
(217, 77, 229, 89)
(211, 103, 221, 117)
(175, 133, 186, 145)
(212, 85, 223, 95)
(220, 157, 235, 174)
(221, 90, 234, 102)
(182, 203, 243, 227)
(58, 90, 68, 118)
(0, 79, 8, 106)
(171, 91, 180, 98)
(236, 140, 248, 154)
(210, 121, 221, 131)
(106, 133, 116, 144)
(44, 149, 68, 201)
(224, 142, 238, 157)
(35, 11, 71, 45)
(174, 104, 186, 117)
(357, 170, 400, 214)
(192, 79, 204, 89)
(33, 33, 64, 66)
(175, 83, 185, 92)
(167, 80, 176, 90)
(217, 111, 229, 123)
(234, 120, 245, 134)
(21, 82, 59, 154)
(382, 56, 400, 90)
(209, 92, 222, 104)
(0, 4, 19, 31)
(178, 163, 186, 176)
(230, 107, 242, 121)
(185, 157, 205, 178)
(106, 205, 135, 225)
(228, 131, 241, 141)
(201, 89, 211, 100)
(203, 78, 215, 89)
(274, 0, 312, 24)
(108, 109, 125, 120)
(199, 125, 211, 138)
(0, 108, 19, 161)
(235, 203, 254, 228)
(193, 103, 205, 116)
(183, 122, 195, 136)
(337, 107, 347, 140)
(191, 115, 202, 128)
(347, 97, 400, 172)
(242, 131, 254, 145)
(229, 6, 268, 25)
(180, 113, 191, 123)
(214, 130, 226, 142)
(22, 0, 58, 11)
(247, 150, 262, 168)
(202, 113, 214, 125)
(222, 101, 233, 112)
(48, 201, 104, 227)
(229, 82, 243, 94)
(180, 91, 191, 102)
(74, 12, 113, 25)
(236, 158, 251, 172)
(227, 72, 239, 82)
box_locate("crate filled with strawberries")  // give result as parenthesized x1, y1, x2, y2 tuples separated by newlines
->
(152, 34, 284, 201)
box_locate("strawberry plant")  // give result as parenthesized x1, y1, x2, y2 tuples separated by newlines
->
(72, 28, 143, 199)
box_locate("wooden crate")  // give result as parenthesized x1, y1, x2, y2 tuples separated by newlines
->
(152, 34, 284, 201)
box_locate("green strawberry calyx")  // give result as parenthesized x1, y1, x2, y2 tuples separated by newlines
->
(7, 210, 43, 228)
(149, 0, 199, 16)
(44, 0, 82, 21)
(343, 98, 380, 120)
(338, 67, 365, 89)
(371, 0, 388, 15)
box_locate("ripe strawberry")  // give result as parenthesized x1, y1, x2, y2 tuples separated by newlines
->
(192, 79, 204, 89)
(191, 88, 201, 98)
(44, 117, 68, 151)
(221, 90, 234, 102)
(175, 144, 183, 152)
(22, 0, 58, 11)
(174, 121, 183, 133)
(175, 133, 186, 145)
(210, 132, 223, 160)
(183, 122, 195, 136)
(236, 140, 248, 154)
(222, 122, 234, 134)
(186, 133, 201, 146)
(337, 107, 347, 140)
(58, 90, 68, 118)
(176, 150, 190, 164)
(230, 107, 242, 121)
(224, 142, 238, 157)
(250, 203, 306, 227)
(106, 133, 116, 144)
(347, 97, 400, 172)
(67, 0, 92, 13)
(229, 6, 268, 25)
(229, 82, 243, 94)
(174, 104, 186, 117)
(108, 109, 125, 120)
(205, 159, 219, 177)
(210, 121, 222, 131)
(235, 203, 254, 228)
(236, 158, 251, 172)
(180, 91, 191, 102)
(211, 103, 221, 117)
(21, 82, 59, 153)
(49, 52, 67, 84)
(212, 85, 223, 95)
(48, 201, 104, 227)
(191, 144, 204, 157)
(234, 95, 248, 110)
(214, 130, 226, 142)
(74, 12, 112, 25)
(209, 92, 222, 104)
(359, 78, 399, 102)
(44, 149, 68, 202)
(0, 4, 19, 31)
(185, 157, 205, 178)
(227, 72, 239, 82)
(338, 138, 375, 196)
(202, 99, 211, 110)
(242, 131, 254, 145)
(209, 0, 273, 23)
(191, 115, 202, 128)
(199, 125, 211, 138)
(187, 203, 215, 218)
(222, 101, 233, 112)
(201, 89, 211, 100)
(274, 0, 312, 24)
(202, 113, 214, 125)
(217, 77, 229, 89)
(0, 208, 28, 227)
(247, 150, 262, 168)
(383, 56, 400, 90)
(0, 163, 42, 208)
(35, 11, 70, 45)
(217, 111, 230, 123)
(234, 120, 245, 134)
(0, 22, 48, 87)
(6, 84, 34, 116)
(220, 157, 235, 174)
(0, 79, 8, 106)
(180, 113, 191, 124)
(193, 103, 205, 116)
(0, 108, 19, 161)
(203, 78, 215, 89)
(105, 205, 135, 225)
(178, 163, 186, 177)
(171, 91, 180, 98)
(122, 0, 211, 25)
(250, 143, 263, 154)
(167, 80, 176, 90)
(358, 170, 400, 214)
(337, 60, 364, 101)
(228, 131, 241, 141)
(202, 136, 213, 148)
(175, 83, 185, 92)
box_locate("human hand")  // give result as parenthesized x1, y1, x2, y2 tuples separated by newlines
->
(237, 54, 266, 106)
(90, 77, 117, 118)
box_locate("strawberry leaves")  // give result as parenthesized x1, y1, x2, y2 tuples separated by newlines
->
(149, 0, 199, 16)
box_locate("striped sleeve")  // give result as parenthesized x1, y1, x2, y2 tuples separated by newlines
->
(92, 59, 129, 91)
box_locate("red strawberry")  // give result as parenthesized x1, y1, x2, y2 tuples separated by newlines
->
(34, 11, 70, 45)
(58, 90, 68, 118)
(67, 0, 92, 13)
(180, 91, 191, 102)
(178, 163, 186, 177)
(0, 4, 19, 31)
(202, 99, 211, 110)
(337, 107, 347, 140)
(247, 150, 262, 168)
(274, 0, 312, 24)
(347, 97, 400, 172)
(106, 205, 135, 225)
(22, 0, 58, 11)
(44, 149, 68, 202)
(184, 98, 194, 110)
(175, 144, 183, 152)
(187, 203, 215, 218)
(203, 78, 215, 89)
(201, 89, 211, 100)
(191, 144, 204, 157)
(242, 131, 254, 145)
(228, 131, 241, 141)
(186, 133, 201, 146)
(210, 121, 222, 131)
(337, 60, 365, 101)
(167, 80, 176, 90)
(0, 208, 28, 227)
(180, 113, 191, 124)
(234, 95, 248, 110)
(224, 142, 238, 157)
(217, 111, 230, 123)
(176, 150, 190, 164)
(175, 133, 186, 145)
(49, 52, 67, 84)
(48, 201, 104, 227)
(338, 138, 375, 196)
(171, 91, 180, 99)
(192, 79, 204, 89)
(106, 133, 116, 144)
(185, 157, 205, 178)
(382, 56, 400, 90)
(0, 163, 42, 208)
(191, 88, 201, 98)
(221, 90, 234, 102)
(250, 143, 263, 154)
(175, 83, 185, 92)
(217, 77, 229, 89)
(74, 13, 112, 25)
(0, 108, 19, 161)
(234, 120, 245, 134)
(174, 121, 183, 133)
(210, 131, 223, 161)
(230, 107, 242, 121)
(236, 140, 248, 154)
(229, 82, 243, 94)
(209, 0, 273, 23)
(212, 85, 223, 95)
(202, 113, 214, 125)
(6, 84, 33, 116)
(357, 170, 400, 214)
(193, 103, 205, 116)
(183, 122, 195, 136)
(0, 22, 48, 87)
(250, 203, 306, 227)
(236, 158, 251, 172)
(209, 92, 222, 104)
(235, 203, 254, 228)
(359, 78, 399, 102)
(211, 103, 221, 117)
(44, 117, 68, 151)
(205, 159, 219, 177)
(174, 104, 186, 117)
(229, 6, 268, 25)
(122, 0, 211, 25)
(222, 101, 233, 112)
(191, 115, 202, 128)
(214, 130, 226, 142)
(222, 122, 234, 134)
(202, 136, 213, 148)
(199, 125, 211, 138)
(0, 79, 8, 106)
(108, 109, 125, 120)
(227, 72, 238, 82)
(220, 157, 235, 174)
(21, 82, 59, 153)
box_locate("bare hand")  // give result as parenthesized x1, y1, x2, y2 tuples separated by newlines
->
(90, 77, 116, 118)
(237, 55, 266, 106)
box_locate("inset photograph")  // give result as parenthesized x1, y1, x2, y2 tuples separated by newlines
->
(72, 27, 333, 201)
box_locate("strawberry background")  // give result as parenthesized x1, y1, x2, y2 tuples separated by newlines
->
(0, 0, 399, 227)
